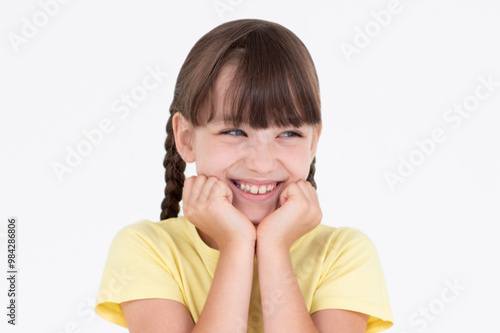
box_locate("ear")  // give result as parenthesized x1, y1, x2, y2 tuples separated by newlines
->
(172, 113, 196, 163)
(309, 123, 322, 160)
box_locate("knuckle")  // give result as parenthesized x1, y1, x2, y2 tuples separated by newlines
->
(184, 177, 194, 186)
(196, 175, 207, 185)
(214, 181, 226, 191)
(203, 177, 216, 188)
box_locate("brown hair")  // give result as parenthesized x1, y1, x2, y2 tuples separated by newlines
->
(161, 19, 321, 220)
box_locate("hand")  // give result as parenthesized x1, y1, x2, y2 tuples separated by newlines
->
(182, 175, 256, 250)
(256, 180, 322, 250)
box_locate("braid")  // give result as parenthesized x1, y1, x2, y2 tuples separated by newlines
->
(160, 112, 186, 220)
(306, 156, 317, 190)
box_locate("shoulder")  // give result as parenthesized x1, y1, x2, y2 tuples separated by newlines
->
(298, 224, 376, 254)
(113, 217, 190, 241)
(109, 217, 193, 253)
(293, 224, 380, 273)
(100, 217, 198, 283)
(305, 225, 393, 330)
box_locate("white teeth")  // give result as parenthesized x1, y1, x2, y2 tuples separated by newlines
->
(234, 181, 277, 194)
(250, 185, 258, 194)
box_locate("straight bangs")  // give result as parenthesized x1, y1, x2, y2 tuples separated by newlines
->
(175, 19, 321, 129)
(208, 26, 321, 129)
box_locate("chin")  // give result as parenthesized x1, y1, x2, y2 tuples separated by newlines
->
(232, 197, 279, 225)
(238, 206, 274, 225)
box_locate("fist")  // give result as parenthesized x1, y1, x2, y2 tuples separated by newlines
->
(182, 175, 256, 249)
(257, 180, 322, 250)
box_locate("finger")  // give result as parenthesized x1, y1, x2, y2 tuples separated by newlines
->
(212, 180, 233, 204)
(188, 174, 208, 203)
(296, 180, 315, 201)
(199, 176, 219, 202)
(182, 176, 197, 203)
(279, 182, 299, 206)
(297, 180, 322, 219)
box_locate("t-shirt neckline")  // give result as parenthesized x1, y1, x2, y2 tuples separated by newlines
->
(183, 217, 221, 261)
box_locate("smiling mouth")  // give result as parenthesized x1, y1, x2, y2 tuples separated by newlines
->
(231, 180, 279, 194)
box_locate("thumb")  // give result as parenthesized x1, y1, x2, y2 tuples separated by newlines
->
(212, 180, 233, 204)
(224, 183, 233, 204)
(279, 182, 298, 206)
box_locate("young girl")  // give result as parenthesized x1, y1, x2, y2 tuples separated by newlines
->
(95, 19, 393, 332)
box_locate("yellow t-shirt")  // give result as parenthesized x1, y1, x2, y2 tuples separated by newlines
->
(95, 217, 393, 332)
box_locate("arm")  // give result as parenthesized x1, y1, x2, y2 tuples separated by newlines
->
(121, 299, 194, 333)
(256, 239, 318, 332)
(256, 240, 367, 332)
(122, 175, 256, 332)
(122, 242, 255, 333)
(192, 242, 255, 332)
(311, 309, 368, 332)
(256, 180, 368, 332)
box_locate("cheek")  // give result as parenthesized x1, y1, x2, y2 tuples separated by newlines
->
(195, 143, 235, 176)
(283, 147, 314, 179)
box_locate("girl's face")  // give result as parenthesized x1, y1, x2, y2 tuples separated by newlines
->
(177, 65, 321, 224)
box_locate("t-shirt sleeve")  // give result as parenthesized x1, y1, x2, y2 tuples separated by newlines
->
(311, 228, 393, 333)
(94, 222, 184, 328)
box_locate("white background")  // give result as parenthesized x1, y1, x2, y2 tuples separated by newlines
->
(1, 0, 499, 332)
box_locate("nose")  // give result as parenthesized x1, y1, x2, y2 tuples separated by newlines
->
(244, 141, 277, 175)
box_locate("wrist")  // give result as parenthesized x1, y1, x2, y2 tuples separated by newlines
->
(218, 238, 256, 254)
(256, 236, 290, 257)
(256, 225, 293, 250)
